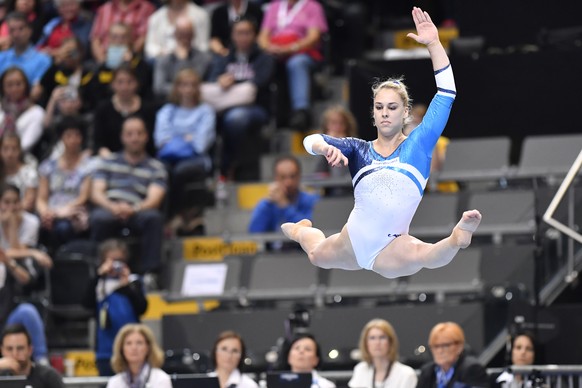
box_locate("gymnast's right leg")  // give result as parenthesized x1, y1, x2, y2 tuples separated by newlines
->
(281, 220, 360, 270)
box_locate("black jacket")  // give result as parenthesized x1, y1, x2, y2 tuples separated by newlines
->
(417, 353, 490, 388)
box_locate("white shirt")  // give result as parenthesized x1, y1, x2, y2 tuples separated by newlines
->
(0, 211, 40, 250)
(0, 104, 45, 152)
(348, 361, 417, 388)
(208, 369, 259, 388)
(145, 3, 210, 58)
(312, 371, 335, 388)
(106, 367, 172, 388)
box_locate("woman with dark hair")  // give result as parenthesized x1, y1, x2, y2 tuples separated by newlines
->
(209, 331, 258, 388)
(281, 333, 335, 388)
(93, 64, 158, 158)
(0, 67, 45, 155)
(494, 332, 539, 388)
(36, 115, 91, 249)
(0, 133, 38, 212)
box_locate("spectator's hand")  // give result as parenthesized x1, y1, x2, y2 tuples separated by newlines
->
(218, 73, 235, 89)
(0, 249, 9, 265)
(98, 148, 112, 159)
(117, 202, 135, 221)
(39, 210, 56, 229)
(54, 205, 77, 219)
(407, 7, 439, 46)
(325, 145, 348, 168)
(32, 250, 53, 269)
(0, 356, 20, 374)
(267, 182, 290, 207)
(0, 36, 11, 51)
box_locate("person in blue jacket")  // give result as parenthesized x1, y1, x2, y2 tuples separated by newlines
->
(249, 155, 318, 234)
(83, 239, 147, 376)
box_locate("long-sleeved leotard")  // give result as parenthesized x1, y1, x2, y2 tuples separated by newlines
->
(304, 65, 456, 271)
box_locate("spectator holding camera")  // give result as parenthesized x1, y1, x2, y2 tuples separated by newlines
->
(82, 238, 148, 377)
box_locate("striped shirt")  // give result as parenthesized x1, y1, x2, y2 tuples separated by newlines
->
(93, 153, 167, 206)
(90, 0, 155, 46)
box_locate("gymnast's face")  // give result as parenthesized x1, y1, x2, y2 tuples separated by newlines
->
(373, 88, 408, 137)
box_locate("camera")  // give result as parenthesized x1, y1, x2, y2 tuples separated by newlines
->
(111, 260, 124, 275)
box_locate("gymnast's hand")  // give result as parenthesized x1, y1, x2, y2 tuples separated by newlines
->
(324, 145, 348, 168)
(407, 6, 439, 46)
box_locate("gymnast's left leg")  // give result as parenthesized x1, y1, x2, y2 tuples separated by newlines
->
(372, 210, 482, 278)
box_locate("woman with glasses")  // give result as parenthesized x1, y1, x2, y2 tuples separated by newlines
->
(348, 319, 416, 388)
(417, 322, 488, 388)
(209, 331, 258, 388)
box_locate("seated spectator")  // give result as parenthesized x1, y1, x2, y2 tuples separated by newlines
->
(0, 12, 51, 86)
(154, 68, 215, 218)
(248, 155, 319, 233)
(417, 322, 489, 388)
(494, 331, 538, 388)
(204, 16, 274, 181)
(0, 134, 38, 213)
(35, 37, 99, 111)
(106, 323, 171, 387)
(257, 0, 328, 131)
(209, 0, 263, 57)
(36, 116, 91, 250)
(93, 64, 158, 158)
(0, 66, 45, 157)
(314, 105, 357, 196)
(0, 324, 63, 386)
(153, 16, 212, 100)
(0, 0, 46, 49)
(145, 0, 209, 60)
(82, 239, 148, 377)
(36, 0, 93, 59)
(90, 115, 167, 283)
(93, 22, 153, 101)
(89, 0, 155, 64)
(0, 185, 51, 363)
(42, 86, 89, 158)
(348, 318, 417, 388)
(279, 333, 335, 388)
(0, 184, 52, 270)
(209, 331, 258, 388)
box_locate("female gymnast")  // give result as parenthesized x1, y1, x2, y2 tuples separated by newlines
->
(281, 6, 482, 279)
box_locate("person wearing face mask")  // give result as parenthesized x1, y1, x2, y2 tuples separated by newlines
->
(279, 333, 335, 388)
(209, 331, 258, 388)
(94, 22, 153, 101)
(348, 319, 417, 388)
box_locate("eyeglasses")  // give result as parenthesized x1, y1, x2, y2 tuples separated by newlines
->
(430, 342, 458, 351)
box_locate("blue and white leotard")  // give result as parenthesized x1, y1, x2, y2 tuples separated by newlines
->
(304, 65, 456, 270)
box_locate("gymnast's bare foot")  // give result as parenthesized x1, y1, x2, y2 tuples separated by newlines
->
(281, 219, 312, 241)
(451, 210, 482, 249)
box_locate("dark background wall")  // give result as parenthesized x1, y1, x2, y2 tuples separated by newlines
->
(347, 0, 582, 164)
